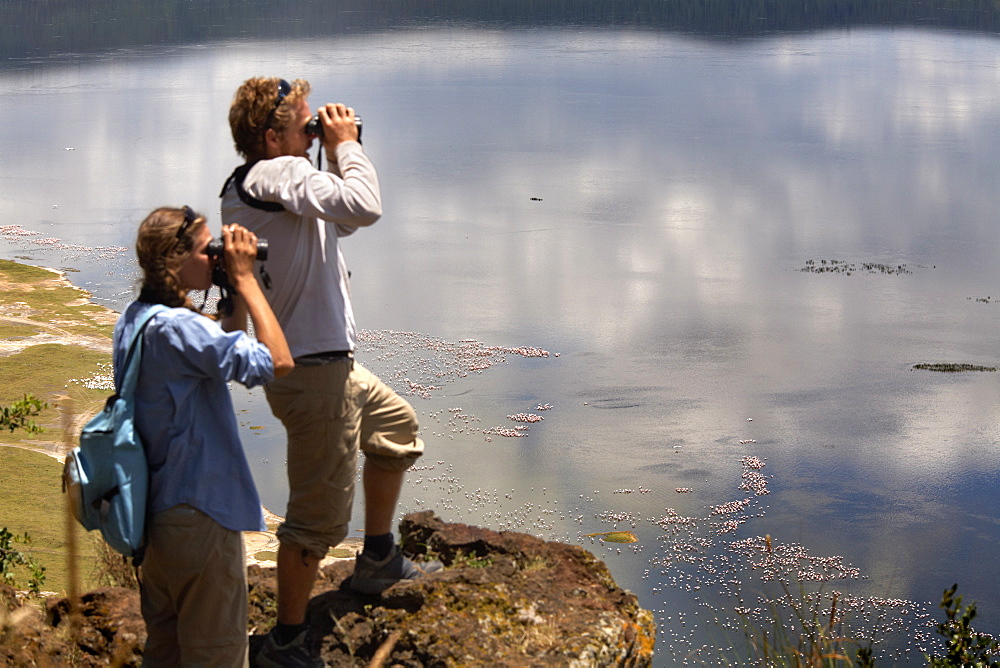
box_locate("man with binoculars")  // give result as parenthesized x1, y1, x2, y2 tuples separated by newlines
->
(221, 77, 439, 667)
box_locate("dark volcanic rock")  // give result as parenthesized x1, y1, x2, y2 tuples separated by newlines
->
(259, 511, 656, 666)
(1, 587, 144, 667)
(2, 512, 656, 666)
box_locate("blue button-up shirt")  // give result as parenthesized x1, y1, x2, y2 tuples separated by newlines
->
(113, 301, 273, 532)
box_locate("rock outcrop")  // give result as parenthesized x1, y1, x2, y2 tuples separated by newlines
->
(2, 512, 656, 666)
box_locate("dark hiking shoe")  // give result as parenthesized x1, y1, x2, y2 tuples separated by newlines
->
(255, 628, 324, 668)
(349, 544, 444, 595)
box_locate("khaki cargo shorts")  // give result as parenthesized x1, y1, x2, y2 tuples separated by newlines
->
(265, 359, 423, 558)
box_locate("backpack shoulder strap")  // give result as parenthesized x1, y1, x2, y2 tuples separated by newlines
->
(118, 304, 168, 397)
(220, 162, 286, 212)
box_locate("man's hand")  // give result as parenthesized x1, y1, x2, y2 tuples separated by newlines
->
(318, 103, 360, 151)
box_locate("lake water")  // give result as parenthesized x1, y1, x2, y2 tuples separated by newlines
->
(3, 4, 1000, 663)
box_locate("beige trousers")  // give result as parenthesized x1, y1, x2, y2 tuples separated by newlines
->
(140, 504, 248, 668)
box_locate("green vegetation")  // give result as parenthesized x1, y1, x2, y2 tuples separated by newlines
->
(452, 549, 494, 569)
(733, 554, 1000, 666)
(0, 260, 113, 340)
(0, 259, 114, 437)
(0, 343, 109, 409)
(926, 584, 1000, 666)
(0, 322, 41, 339)
(0, 260, 58, 283)
(0, 344, 111, 454)
(584, 530, 639, 543)
(0, 528, 45, 595)
(0, 262, 117, 597)
(328, 547, 356, 559)
(0, 447, 101, 595)
(0, 395, 45, 434)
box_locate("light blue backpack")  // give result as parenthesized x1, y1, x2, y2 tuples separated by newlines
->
(63, 304, 166, 560)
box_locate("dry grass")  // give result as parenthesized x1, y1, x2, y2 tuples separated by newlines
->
(738, 537, 874, 667)
(92, 539, 140, 590)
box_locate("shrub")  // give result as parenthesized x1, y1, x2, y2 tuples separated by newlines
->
(0, 528, 45, 595)
(926, 584, 1000, 666)
(0, 395, 45, 434)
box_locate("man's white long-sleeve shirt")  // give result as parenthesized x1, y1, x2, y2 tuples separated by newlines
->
(220, 141, 381, 358)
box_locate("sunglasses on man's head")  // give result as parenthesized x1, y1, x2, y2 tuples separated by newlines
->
(265, 79, 292, 129)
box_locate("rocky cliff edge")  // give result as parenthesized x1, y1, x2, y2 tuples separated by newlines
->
(2, 511, 656, 666)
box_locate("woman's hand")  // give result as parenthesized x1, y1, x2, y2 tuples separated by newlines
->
(219, 223, 293, 377)
(222, 224, 258, 288)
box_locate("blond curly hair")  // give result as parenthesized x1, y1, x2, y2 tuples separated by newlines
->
(228, 77, 311, 160)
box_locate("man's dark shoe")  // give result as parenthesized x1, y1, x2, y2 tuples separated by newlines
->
(349, 544, 443, 595)
(255, 628, 324, 668)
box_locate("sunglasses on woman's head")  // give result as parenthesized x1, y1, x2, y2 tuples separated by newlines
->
(176, 205, 197, 240)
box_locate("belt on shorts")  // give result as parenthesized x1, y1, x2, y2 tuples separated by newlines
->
(294, 350, 354, 366)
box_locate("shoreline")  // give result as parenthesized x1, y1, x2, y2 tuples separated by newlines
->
(0, 259, 360, 570)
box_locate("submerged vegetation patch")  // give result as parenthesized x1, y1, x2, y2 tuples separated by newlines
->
(583, 531, 639, 544)
(913, 363, 996, 373)
(800, 259, 915, 275)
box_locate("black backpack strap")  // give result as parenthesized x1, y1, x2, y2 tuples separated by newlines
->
(220, 162, 286, 212)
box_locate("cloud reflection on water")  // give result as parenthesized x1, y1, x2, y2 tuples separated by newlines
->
(4, 26, 1000, 659)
